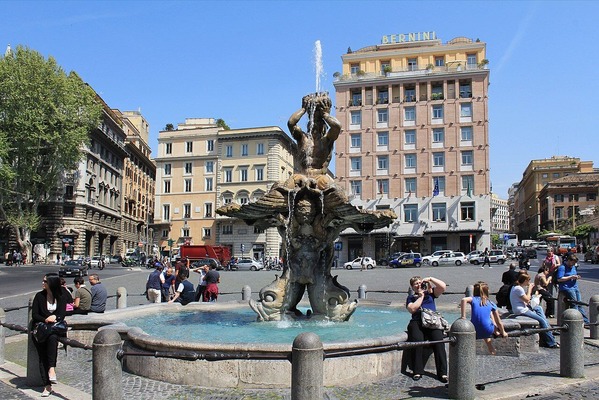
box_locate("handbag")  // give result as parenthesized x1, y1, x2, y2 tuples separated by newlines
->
(32, 320, 68, 343)
(420, 307, 449, 331)
(529, 294, 541, 309)
(51, 320, 68, 335)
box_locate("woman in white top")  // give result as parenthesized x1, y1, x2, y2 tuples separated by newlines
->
(509, 272, 558, 348)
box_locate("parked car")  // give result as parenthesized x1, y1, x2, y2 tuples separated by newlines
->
(344, 257, 376, 270)
(59, 259, 88, 277)
(422, 250, 452, 265)
(232, 258, 263, 271)
(389, 253, 422, 268)
(377, 252, 404, 266)
(191, 257, 222, 270)
(432, 252, 467, 266)
(109, 254, 122, 264)
(466, 250, 482, 262)
(470, 250, 507, 265)
(584, 246, 599, 264)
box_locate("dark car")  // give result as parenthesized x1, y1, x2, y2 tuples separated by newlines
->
(523, 248, 537, 259)
(389, 253, 422, 268)
(58, 259, 88, 277)
(191, 258, 223, 270)
(377, 252, 404, 266)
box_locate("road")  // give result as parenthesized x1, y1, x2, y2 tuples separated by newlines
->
(1, 253, 598, 335)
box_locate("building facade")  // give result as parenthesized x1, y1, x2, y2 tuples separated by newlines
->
(153, 119, 296, 260)
(512, 156, 594, 239)
(491, 194, 509, 234)
(115, 110, 156, 258)
(333, 33, 491, 261)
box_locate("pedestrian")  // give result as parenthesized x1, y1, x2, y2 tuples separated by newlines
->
(146, 264, 164, 303)
(193, 265, 208, 301)
(360, 255, 367, 271)
(203, 263, 220, 302)
(481, 247, 491, 269)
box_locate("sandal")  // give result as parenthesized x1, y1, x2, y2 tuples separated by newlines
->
(413, 374, 422, 381)
(440, 375, 448, 383)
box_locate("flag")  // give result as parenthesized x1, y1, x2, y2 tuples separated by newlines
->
(432, 179, 439, 197)
(467, 179, 472, 198)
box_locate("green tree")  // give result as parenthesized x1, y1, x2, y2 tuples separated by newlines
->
(572, 224, 598, 242)
(164, 123, 174, 131)
(216, 118, 230, 130)
(0, 45, 102, 259)
(491, 233, 502, 248)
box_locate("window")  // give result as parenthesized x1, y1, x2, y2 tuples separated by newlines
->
(431, 84, 443, 100)
(462, 175, 474, 193)
(241, 144, 248, 156)
(405, 130, 416, 144)
(223, 194, 232, 204)
(164, 163, 171, 175)
(184, 179, 192, 192)
(433, 152, 445, 167)
(461, 126, 473, 141)
(224, 168, 233, 183)
(432, 105, 443, 119)
(163, 204, 170, 221)
(205, 177, 213, 191)
(377, 155, 388, 170)
(407, 58, 418, 71)
(467, 54, 477, 67)
(184, 162, 193, 174)
(433, 176, 446, 194)
(165, 143, 172, 155)
(461, 151, 473, 165)
(460, 103, 472, 117)
(183, 204, 191, 219)
(204, 203, 213, 218)
(351, 91, 362, 106)
(377, 132, 389, 146)
(161, 229, 169, 238)
(207, 139, 214, 152)
(163, 180, 171, 194)
(405, 154, 416, 168)
(350, 111, 361, 125)
(588, 193, 597, 201)
(254, 226, 265, 234)
(553, 173, 560, 178)
(377, 179, 389, 194)
(65, 185, 74, 200)
(404, 107, 416, 121)
(257, 143, 264, 155)
(350, 157, 362, 171)
(569, 194, 579, 202)
(459, 81, 472, 98)
(182, 227, 190, 237)
(256, 166, 264, 181)
(405, 178, 416, 193)
(434, 56, 444, 67)
(377, 108, 388, 123)
(542, 173, 549, 178)
(380, 61, 390, 74)
(350, 180, 362, 195)
(432, 203, 446, 221)
(460, 202, 475, 220)
(433, 128, 444, 143)
(63, 206, 74, 217)
(186, 141, 193, 153)
(240, 168, 248, 182)
(350, 63, 360, 74)
(556, 207, 563, 219)
(404, 204, 418, 222)
(226, 145, 233, 157)
(350, 134, 361, 148)
(222, 225, 233, 235)
(203, 228, 211, 238)
(238, 194, 249, 205)
(205, 161, 214, 173)
(404, 87, 416, 102)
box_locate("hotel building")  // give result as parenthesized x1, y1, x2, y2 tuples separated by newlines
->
(333, 33, 491, 261)
(154, 119, 295, 260)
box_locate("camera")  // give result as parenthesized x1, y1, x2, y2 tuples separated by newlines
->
(420, 282, 428, 290)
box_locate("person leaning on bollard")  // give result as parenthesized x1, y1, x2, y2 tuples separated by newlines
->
(556, 253, 590, 324)
(405, 276, 448, 383)
(509, 271, 559, 348)
(31, 274, 68, 397)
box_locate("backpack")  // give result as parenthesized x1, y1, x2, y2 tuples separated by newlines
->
(496, 284, 513, 310)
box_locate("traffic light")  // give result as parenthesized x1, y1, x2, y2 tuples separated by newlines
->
(168, 239, 174, 247)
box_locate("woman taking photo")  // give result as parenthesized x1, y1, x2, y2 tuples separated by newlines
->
(405, 276, 448, 383)
(31, 273, 67, 397)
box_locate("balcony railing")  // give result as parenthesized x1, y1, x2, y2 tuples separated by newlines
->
(334, 64, 487, 83)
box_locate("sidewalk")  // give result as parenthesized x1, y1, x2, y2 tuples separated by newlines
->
(2, 333, 599, 399)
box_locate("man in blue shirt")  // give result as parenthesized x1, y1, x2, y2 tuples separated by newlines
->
(556, 254, 589, 323)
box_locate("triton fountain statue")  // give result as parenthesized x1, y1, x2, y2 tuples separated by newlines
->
(216, 92, 396, 322)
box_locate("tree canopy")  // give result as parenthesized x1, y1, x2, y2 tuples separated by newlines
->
(0, 45, 102, 248)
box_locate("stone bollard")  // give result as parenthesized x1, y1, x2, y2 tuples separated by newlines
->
(590, 295, 599, 340)
(291, 332, 323, 400)
(26, 296, 43, 386)
(116, 287, 127, 309)
(93, 329, 122, 400)
(358, 284, 367, 299)
(557, 292, 567, 326)
(449, 318, 476, 400)
(0, 307, 5, 365)
(465, 285, 474, 298)
(242, 285, 252, 301)
(560, 308, 584, 378)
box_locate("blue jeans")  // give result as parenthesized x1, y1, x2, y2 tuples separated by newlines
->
(561, 288, 590, 323)
(521, 306, 556, 347)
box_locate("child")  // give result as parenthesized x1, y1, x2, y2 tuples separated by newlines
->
(461, 281, 508, 355)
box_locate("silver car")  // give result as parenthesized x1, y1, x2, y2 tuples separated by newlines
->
(233, 258, 263, 271)
(432, 252, 468, 266)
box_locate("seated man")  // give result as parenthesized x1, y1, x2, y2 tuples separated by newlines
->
(89, 274, 107, 313)
(557, 254, 590, 323)
(169, 271, 195, 305)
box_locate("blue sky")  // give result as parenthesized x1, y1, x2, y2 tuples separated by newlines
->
(2, 1, 598, 199)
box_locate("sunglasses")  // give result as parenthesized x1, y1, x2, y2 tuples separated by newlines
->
(42, 280, 47, 283)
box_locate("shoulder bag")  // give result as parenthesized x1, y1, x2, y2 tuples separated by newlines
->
(420, 307, 449, 331)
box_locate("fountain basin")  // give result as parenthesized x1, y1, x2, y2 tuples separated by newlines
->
(66, 300, 429, 388)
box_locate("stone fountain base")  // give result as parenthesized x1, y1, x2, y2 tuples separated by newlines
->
(66, 301, 407, 388)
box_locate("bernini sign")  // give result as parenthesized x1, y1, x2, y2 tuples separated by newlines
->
(382, 31, 437, 44)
